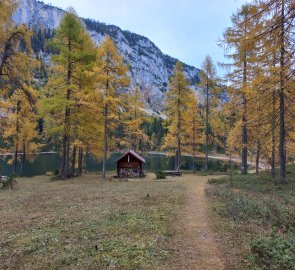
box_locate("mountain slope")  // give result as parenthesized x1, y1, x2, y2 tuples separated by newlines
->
(13, 0, 200, 112)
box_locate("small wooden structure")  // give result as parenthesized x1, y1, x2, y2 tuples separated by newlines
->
(116, 150, 146, 178)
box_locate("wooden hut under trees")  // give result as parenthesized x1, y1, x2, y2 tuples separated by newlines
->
(116, 150, 145, 178)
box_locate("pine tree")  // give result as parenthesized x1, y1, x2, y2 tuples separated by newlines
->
(95, 35, 129, 179)
(163, 61, 193, 171)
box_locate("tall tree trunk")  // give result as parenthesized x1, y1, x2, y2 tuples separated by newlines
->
(65, 123, 70, 178)
(61, 34, 72, 179)
(176, 84, 181, 171)
(13, 139, 18, 174)
(256, 140, 260, 174)
(77, 147, 83, 177)
(61, 135, 67, 178)
(241, 93, 248, 174)
(102, 104, 108, 179)
(241, 42, 248, 175)
(175, 149, 179, 171)
(205, 80, 209, 171)
(19, 140, 26, 177)
(279, 0, 286, 183)
(241, 14, 248, 175)
(102, 76, 109, 179)
(192, 116, 196, 173)
(71, 145, 76, 177)
(271, 90, 276, 177)
(229, 151, 233, 179)
(62, 100, 71, 179)
(13, 101, 21, 175)
(65, 76, 72, 178)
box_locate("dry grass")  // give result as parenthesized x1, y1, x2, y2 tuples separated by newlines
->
(0, 173, 185, 270)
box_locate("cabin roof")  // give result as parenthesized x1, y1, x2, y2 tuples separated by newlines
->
(116, 150, 146, 163)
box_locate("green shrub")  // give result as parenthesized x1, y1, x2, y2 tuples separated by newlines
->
(155, 171, 166, 179)
(217, 194, 269, 223)
(208, 178, 219, 184)
(207, 177, 230, 185)
(250, 233, 295, 270)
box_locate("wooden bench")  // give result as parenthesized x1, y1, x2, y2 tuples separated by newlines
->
(164, 171, 182, 177)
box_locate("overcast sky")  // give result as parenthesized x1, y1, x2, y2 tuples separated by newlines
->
(42, 0, 249, 72)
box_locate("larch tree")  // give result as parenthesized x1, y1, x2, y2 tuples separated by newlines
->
(123, 87, 147, 152)
(41, 9, 97, 178)
(95, 35, 129, 179)
(72, 67, 103, 177)
(251, 39, 281, 177)
(0, 0, 34, 96)
(232, 0, 295, 181)
(2, 85, 40, 175)
(199, 55, 218, 171)
(185, 92, 203, 172)
(163, 61, 193, 171)
(0, 0, 40, 176)
(222, 0, 294, 182)
(253, 0, 295, 182)
(222, 4, 261, 175)
(218, 100, 237, 174)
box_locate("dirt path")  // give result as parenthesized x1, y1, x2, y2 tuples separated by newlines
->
(161, 175, 224, 270)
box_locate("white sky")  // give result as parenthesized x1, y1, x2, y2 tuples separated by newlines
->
(42, 0, 250, 72)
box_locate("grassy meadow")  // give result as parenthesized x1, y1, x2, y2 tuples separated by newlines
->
(0, 173, 186, 270)
(206, 165, 295, 270)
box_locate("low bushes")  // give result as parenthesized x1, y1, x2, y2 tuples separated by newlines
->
(207, 165, 295, 270)
(155, 171, 166, 179)
(250, 232, 295, 270)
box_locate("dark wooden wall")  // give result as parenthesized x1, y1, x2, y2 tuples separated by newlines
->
(117, 154, 142, 169)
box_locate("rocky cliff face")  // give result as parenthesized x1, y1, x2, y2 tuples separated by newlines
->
(13, 0, 200, 113)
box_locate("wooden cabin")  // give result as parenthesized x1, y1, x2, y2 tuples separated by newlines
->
(116, 150, 145, 178)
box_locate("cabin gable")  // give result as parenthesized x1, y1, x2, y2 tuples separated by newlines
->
(116, 151, 145, 178)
